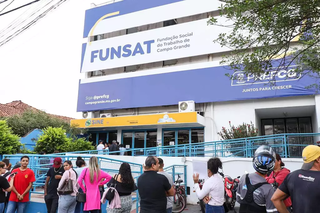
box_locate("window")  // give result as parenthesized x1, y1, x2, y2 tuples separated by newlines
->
(126, 27, 138, 34)
(261, 117, 312, 135)
(163, 128, 204, 145)
(124, 65, 139, 72)
(163, 59, 177, 66)
(163, 19, 177, 27)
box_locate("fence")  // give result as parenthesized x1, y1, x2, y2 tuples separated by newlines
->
(59, 133, 320, 158)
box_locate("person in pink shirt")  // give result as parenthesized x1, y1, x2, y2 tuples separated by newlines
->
(78, 156, 112, 213)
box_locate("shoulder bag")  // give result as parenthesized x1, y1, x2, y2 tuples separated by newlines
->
(76, 168, 87, 203)
(105, 174, 118, 203)
(57, 171, 73, 195)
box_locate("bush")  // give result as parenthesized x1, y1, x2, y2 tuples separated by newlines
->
(218, 121, 259, 139)
(0, 120, 22, 154)
(62, 138, 94, 152)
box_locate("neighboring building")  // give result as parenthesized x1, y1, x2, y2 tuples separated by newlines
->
(71, 0, 320, 152)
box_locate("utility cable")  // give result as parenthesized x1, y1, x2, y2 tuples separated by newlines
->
(0, 0, 40, 16)
(0, 0, 15, 13)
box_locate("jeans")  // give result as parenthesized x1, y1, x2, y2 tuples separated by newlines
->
(58, 195, 76, 213)
(0, 203, 4, 213)
(166, 207, 172, 213)
(6, 201, 28, 213)
(205, 204, 225, 213)
(45, 194, 59, 213)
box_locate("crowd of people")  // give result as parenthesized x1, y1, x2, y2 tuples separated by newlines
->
(96, 140, 126, 156)
(1, 144, 320, 213)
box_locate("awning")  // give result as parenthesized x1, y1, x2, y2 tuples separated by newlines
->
(71, 112, 204, 128)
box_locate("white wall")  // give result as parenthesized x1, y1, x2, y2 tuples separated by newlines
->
(68, 154, 304, 204)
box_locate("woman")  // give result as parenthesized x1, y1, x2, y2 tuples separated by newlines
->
(2, 159, 12, 179)
(105, 163, 137, 213)
(0, 162, 14, 213)
(57, 160, 78, 213)
(75, 157, 87, 177)
(266, 153, 292, 210)
(193, 158, 225, 213)
(78, 156, 112, 213)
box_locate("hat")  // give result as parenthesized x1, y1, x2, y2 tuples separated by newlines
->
(301, 145, 320, 170)
(53, 157, 62, 168)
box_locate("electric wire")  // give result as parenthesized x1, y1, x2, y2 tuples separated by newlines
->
(0, 0, 40, 16)
(0, 0, 15, 13)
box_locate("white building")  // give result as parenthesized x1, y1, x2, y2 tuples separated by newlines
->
(71, 0, 320, 152)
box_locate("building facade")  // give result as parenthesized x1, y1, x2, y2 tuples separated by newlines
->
(71, 0, 320, 150)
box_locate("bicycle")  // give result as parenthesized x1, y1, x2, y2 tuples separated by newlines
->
(172, 174, 187, 213)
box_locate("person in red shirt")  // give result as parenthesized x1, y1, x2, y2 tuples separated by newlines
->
(266, 153, 292, 211)
(6, 156, 36, 213)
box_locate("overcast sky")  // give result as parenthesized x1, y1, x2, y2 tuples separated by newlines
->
(0, 0, 99, 119)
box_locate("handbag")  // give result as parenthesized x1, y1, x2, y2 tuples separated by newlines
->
(58, 171, 73, 195)
(105, 174, 118, 203)
(76, 168, 87, 203)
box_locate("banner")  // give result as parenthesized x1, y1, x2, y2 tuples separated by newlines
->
(71, 112, 198, 128)
(77, 63, 318, 112)
(81, 18, 232, 72)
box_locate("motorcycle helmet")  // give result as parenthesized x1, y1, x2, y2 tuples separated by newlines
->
(252, 145, 276, 175)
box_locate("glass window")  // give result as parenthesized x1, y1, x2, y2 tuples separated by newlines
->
(163, 131, 175, 146)
(109, 132, 117, 143)
(286, 118, 298, 133)
(123, 132, 133, 149)
(146, 131, 157, 147)
(191, 129, 204, 143)
(98, 133, 107, 144)
(299, 118, 312, 133)
(261, 120, 273, 135)
(274, 119, 285, 134)
(134, 132, 145, 149)
(178, 130, 189, 145)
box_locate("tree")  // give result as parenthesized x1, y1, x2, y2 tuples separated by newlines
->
(209, 0, 320, 85)
(4, 110, 69, 137)
(0, 120, 21, 154)
(35, 127, 94, 154)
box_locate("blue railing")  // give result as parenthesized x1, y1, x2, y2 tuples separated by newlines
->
(59, 133, 320, 158)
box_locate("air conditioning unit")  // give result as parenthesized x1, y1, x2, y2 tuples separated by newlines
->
(178, 101, 195, 113)
(82, 112, 93, 119)
(100, 113, 112, 118)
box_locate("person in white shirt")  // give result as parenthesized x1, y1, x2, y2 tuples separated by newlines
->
(96, 140, 104, 154)
(193, 158, 225, 213)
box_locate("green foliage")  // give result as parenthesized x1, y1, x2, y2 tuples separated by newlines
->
(208, 0, 320, 83)
(35, 127, 70, 153)
(218, 121, 258, 140)
(0, 120, 22, 154)
(35, 127, 93, 154)
(5, 110, 69, 137)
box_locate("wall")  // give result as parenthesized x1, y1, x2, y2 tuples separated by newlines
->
(20, 129, 43, 151)
(68, 154, 304, 204)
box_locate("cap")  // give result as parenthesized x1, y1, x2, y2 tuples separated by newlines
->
(301, 145, 320, 170)
(53, 157, 62, 168)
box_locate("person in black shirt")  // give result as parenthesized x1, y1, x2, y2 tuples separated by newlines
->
(272, 145, 320, 213)
(0, 162, 15, 213)
(44, 157, 64, 213)
(138, 156, 175, 213)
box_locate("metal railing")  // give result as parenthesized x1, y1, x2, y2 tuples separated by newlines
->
(57, 133, 320, 158)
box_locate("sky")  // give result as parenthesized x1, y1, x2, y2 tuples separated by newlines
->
(0, 0, 103, 119)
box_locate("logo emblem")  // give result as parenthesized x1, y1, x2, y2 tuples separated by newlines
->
(25, 175, 28, 179)
(85, 119, 92, 127)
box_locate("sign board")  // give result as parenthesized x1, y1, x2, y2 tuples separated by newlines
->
(81, 18, 231, 72)
(77, 61, 318, 112)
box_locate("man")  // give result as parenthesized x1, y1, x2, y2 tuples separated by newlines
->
(44, 157, 64, 213)
(272, 145, 320, 213)
(0, 162, 15, 213)
(158, 158, 174, 213)
(236, 145, 278, 213)
(7, 156, 36, 213)
(97, 140, 104, 154)
(109, 140, 120, 155)
(138, 156, 175, 213)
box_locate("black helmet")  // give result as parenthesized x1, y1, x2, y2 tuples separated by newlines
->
(252, 145, 276, 175)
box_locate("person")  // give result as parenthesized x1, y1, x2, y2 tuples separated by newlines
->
(266, 153, 292, 210)
(119, 144, 126, 156)
(109, 140, 120, 155)
(272, 145, 320, 212)
(78, 156, 112, 213)
(57, 160, 78, 213)
(2, 159, 12, 178)
(97, 140, 105, 154)
(44, 157, 64, 213)
(236, 145, 278, 213)
(75, 157, 87, 213)
(103, 143, 109, 155)
(7, 156, 36, 213)
(193, 158, 225, 213)
(138, 156, 175, 213)
(157, 158, 174, 213)
(105, 162, 137, 213)
(0, 162, 15, 213)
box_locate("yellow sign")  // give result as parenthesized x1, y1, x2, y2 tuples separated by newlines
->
(71, 112, 198, 128)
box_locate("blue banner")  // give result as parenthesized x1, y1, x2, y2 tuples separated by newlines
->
(83, 0, 183, 38)
(77, 64, 318, 112)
